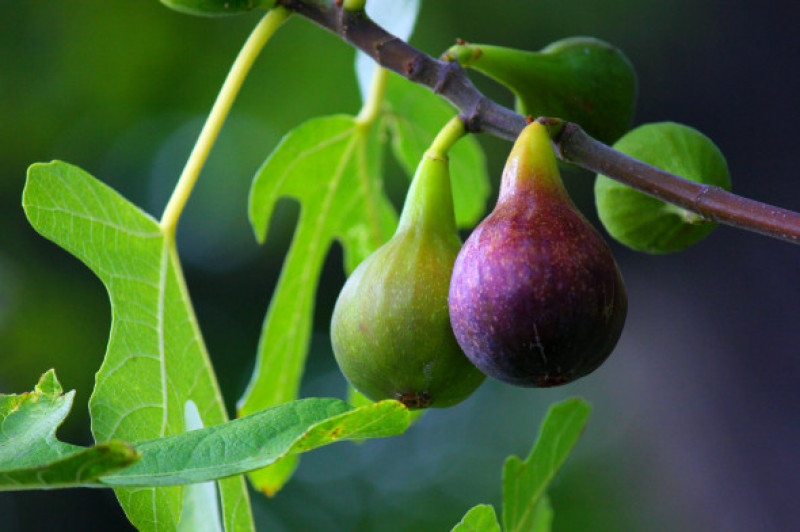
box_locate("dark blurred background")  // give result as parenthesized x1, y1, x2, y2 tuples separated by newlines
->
(1, 1, 799, 530)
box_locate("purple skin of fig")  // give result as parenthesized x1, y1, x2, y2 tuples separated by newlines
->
(448, 122, 627, 387)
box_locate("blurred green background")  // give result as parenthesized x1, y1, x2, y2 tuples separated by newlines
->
(2, 1, 799, 530)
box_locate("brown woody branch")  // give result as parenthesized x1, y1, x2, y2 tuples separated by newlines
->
(552, 123, 800, 243)
(278, 0, 800, 245)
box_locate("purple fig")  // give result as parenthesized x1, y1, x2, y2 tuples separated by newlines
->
(448, 122, 627, 387)
(331, 151, 485, 408)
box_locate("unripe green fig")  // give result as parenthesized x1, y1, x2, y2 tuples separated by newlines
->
(595, 122, 731, 253)
(448, 122, 627, 387)
(445, 37, 637, 145)
(331, 151, 485, 409)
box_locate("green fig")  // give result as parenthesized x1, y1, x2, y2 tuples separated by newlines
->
(445, 37, 637, 145)
(595, 122, 731, 253)
(330, 149, 485, 409)
(449, 121, 627, 387)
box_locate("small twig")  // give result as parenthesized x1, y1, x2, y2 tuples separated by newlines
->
(278, 0, 800, 245)
(280, 0, 526, 139)
(552, 123, 800, 244)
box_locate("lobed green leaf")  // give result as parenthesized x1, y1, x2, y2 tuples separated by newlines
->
(100, 398, 409, 487)
(503, 398, 591, 532)
(0, 372, 409, 494)
(23, 161, 253, 532)
(242, 115, 396, 494)
(0, 371, 139, 491)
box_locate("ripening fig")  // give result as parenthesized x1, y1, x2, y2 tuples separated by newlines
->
(449, 121, 627, 387)
(330, 150, 485, 409)
(444, 37, 637, 145)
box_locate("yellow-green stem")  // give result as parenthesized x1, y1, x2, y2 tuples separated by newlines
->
(396, 115, 466, 235)
(425, 115, 466, 159)
(356, 66, 389, 128)
(159, 7, 290, 236)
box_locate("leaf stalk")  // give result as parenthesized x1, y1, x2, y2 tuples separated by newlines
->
(355, 66, 389, 127)
(159, 7, 291, 237)
(426, 115, 466, 159)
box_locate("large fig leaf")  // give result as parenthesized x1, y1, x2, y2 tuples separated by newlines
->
(101, 398, 409, 487)
(242, 115, 396, 494)
(0, 372, 410, 493)
(22, 161, 253, 532)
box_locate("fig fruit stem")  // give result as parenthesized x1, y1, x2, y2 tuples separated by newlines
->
(426, 115, 466, 159)
(277, 0, 800, 246)
(397, 116, 464, 235)
(159, 7, 290, 237)
(498, 120, 565, 205)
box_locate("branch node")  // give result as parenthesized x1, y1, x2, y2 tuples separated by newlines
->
(460, 112, 480, 134)
(461, 96, 490, 134)
(691, 186, 716, 220)
(552, 122, 582, 160)
(433, 61, 458, 94)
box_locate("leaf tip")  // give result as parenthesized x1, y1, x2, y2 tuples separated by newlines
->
(102, 440, 142, 465)
(557, 396, 593, 417)
(25, 159, 66, 178)
(35, 369, 63, 396)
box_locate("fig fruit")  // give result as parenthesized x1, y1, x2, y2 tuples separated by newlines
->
(445, 37, 637, 145)
(595, 122, 731, 253)
(449, 121, 627, 387)
(330, 149, 485, 409)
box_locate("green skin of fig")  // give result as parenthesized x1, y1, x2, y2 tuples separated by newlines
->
(448, 123, 627, 387)
(331, 155, 485, 409)
(446, 37, 637, 145)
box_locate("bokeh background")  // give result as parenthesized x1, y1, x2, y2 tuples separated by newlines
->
(2, 1, 799, 530)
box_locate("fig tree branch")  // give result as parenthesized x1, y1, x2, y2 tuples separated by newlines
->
(551, 122, 800, 243)
(278, 0, 800, 245)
